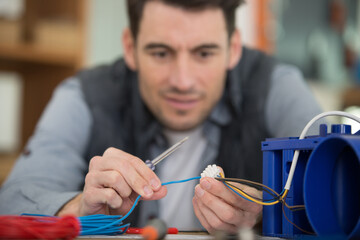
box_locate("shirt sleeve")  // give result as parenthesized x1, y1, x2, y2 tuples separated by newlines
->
(265, 64, 325, 138)
(0, 77, 92, 215)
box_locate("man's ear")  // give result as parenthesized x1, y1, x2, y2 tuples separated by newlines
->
(122, 28, 137, 71)
(227, 29, 242, 70)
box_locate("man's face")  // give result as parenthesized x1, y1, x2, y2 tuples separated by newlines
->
(127, 1, 239, 131)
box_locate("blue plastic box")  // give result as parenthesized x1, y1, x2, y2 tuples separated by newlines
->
(262, 124, 360, 239)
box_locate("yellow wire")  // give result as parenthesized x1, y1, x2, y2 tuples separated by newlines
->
(219, 172, 288, 206)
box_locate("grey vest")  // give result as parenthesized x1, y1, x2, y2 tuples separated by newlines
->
(78, 47, 275, 222)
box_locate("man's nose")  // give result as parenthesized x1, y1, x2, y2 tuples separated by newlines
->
(169, 55, 195, 91)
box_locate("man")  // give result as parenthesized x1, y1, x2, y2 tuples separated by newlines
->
(0, 0, 323, 234)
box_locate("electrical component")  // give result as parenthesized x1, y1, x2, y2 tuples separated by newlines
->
(212, 111, 360, 206)
(284, 111, 360, 191)
(201, 164, 287, 206)
(262, 111, 360, 239)
(201, 164, 221, 178)
(200, 111, 360, 239)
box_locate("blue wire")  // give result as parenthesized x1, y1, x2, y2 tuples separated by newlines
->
(22, 176, 202, 236)
(225, 182, 255, 202)
(79, 194, 141, 235)
(79, 176, 201, 235)
(161, 176, 201, 186)
(23, 176, 282, 236)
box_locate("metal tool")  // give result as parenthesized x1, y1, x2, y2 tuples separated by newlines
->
(145, 136, 189, 170)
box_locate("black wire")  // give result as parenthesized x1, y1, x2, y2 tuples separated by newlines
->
(216, 178, 281, 202)
(216, 177, 280, 201)
(215, 177, 306, 212)
(224, 182, 266, 201)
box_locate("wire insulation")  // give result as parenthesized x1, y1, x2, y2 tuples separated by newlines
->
(0, 215, 80, 240)
(284, 111, 360, 190)
(11, 176, 202, 239)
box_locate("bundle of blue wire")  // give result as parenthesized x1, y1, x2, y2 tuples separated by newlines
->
(23, 176, 201, 236)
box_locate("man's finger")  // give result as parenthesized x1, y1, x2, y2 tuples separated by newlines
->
(89, 155, 159, 198)
(192, 196, 214, 233)
(195, 185, 239, 233)
(82, 187, 123, 211)
(200, 177, 262, 213)
(102, 148, 163, 192)
(85, 170, 132, 198)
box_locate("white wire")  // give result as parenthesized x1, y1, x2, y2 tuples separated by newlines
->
(284, 111, 360, 190)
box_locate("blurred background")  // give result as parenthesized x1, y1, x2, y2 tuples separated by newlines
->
(0, 0, 359, 184)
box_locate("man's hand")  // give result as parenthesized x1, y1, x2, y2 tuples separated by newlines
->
(192, 177, 262, 234)
(57, 147, 167, 217)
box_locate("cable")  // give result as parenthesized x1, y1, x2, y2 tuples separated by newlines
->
(212, 175, 309, 234)
(216, 177, 282, 202)
(80, 176, 200, 235)
(216, 173, 287, 205)
(162, 176, 201, 186)
(225, 182, 265, 201)
(284, 111, 360, 190)
(79, 194, 141, 235)
(215, 111, 360, 206)
(17, 176, 201, 238)
(281, 203, 314, 235)
(205, 111, 360, 234)
(0, 215, 80, 240)
(218, 177, 305, 211)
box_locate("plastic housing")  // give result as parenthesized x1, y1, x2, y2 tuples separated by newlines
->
(262, 124, 360, 238)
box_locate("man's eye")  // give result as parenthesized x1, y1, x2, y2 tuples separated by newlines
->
(151, 51, 168, 58)
(197, 51, 213, 58)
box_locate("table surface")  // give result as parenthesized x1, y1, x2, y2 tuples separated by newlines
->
(77, 232, 283, 240)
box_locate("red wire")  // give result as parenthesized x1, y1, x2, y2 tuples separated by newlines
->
(0, 215, 80, 240)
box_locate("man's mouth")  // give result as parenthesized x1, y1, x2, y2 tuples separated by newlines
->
(165, 96, 199, 111)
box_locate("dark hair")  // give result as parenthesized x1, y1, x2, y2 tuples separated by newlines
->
(126, 0, 245, 40)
